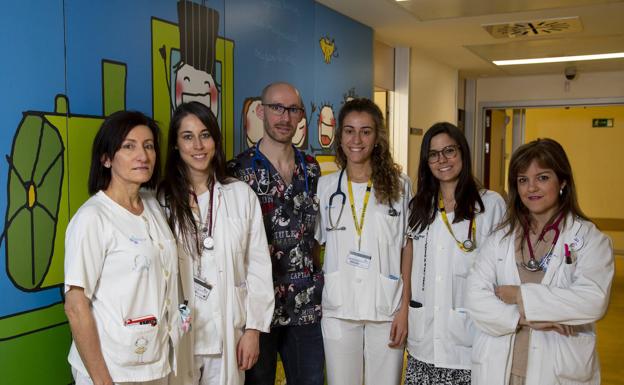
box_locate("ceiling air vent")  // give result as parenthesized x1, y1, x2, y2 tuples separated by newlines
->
(483, 16, 582, 38)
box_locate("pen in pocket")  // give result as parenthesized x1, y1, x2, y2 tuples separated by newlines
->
(125, 315, 158, 327)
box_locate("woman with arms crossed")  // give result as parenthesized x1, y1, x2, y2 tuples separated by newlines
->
(404, 122, 505, 385)
(467, 138, 614, 385)
(64, 111, 180, 385)
(161, 102, 274, 385)
(315, 98, 412, 385)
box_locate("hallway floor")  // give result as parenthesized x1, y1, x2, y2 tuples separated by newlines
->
(597, 254, 624, 385)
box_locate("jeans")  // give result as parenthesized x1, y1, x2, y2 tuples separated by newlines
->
(245, 323, 325, 385)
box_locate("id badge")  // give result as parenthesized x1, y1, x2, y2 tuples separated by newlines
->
(346, 250, 372, 269)
(194, 277, 212, 301)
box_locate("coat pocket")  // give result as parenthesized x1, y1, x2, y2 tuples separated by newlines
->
(553, 332, 597, 381)
(375, 274, 403, 316)
(321, 271, 342, 310)
(407, 306, 426, 347)
(103, 323, 167, 367)
(375, 211, 401, 242)
(233, 283, 248, 330)
(447, 308, 474, 347)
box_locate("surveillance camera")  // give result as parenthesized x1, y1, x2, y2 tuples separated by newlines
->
(565, 66, 577, 81)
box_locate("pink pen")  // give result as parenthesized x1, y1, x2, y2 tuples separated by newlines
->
(564, 243, 572, 264)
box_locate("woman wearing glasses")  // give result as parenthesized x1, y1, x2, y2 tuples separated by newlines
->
(64, 111, 180, 385)
(404, 122, 505, 385)
(161, 102, 274, 385)
(315, 98, 412, 384)
(466, 138, 614, 385)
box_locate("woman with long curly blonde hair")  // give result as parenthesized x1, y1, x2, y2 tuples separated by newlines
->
(315, 98, 412, 384)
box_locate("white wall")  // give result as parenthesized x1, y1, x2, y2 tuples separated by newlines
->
(476, 70, 624, 103)
(408, 49, 458, 184)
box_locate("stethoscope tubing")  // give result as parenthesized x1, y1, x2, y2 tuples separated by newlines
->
(251, 138, 309, 196)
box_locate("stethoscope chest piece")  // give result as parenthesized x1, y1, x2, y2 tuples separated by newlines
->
(524, 258, 541, 272)
(203, 236, 215, 250)
(462, 239, 476, 252)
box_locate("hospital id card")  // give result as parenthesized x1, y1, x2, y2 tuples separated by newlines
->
(346, 250, 372, 269)
(194, 277, 212, 301)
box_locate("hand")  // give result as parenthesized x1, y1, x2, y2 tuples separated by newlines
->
(495, 285, 520, 305)
(236, 329, 260, 370)
(527, 321, 577, 336)
(388, 305, 408, 348)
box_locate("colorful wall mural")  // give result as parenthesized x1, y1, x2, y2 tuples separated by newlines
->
(0, 1, 372, 384)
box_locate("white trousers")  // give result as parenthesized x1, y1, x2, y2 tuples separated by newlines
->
(194, 354, 223, 385)
(72, 368, 167, 385)
(322, 317, 404, 385)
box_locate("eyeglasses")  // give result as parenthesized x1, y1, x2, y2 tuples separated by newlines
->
(427, 145, 460, 163)
(262, 103, 305, 117)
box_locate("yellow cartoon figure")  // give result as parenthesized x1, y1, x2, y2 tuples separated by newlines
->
(319, 36, 337, 64)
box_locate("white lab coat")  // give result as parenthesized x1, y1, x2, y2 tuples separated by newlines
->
(407, 190, 505, 370)
(168, 180, 274, 385)
(65, 190, 181, 383)
(466, 215, 614, 385)
(315, 171, 412, 321)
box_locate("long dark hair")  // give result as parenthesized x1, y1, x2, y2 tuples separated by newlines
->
(408, 122, 484, 233)
(158, 102, 230, 255)
(88, 110, 161, 195)
(499, 138, 588, 236)
(335, 98, 403, 204)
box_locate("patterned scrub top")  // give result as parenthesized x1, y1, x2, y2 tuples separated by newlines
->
(227, 145, 323, 327)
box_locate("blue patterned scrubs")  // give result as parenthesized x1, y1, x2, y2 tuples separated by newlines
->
(227, 145, 322, 327)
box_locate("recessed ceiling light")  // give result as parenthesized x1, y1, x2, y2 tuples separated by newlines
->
(493, 52, 624, 66)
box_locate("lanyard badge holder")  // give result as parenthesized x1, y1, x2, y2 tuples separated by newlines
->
(345, 175, 374, 270)
(438, 193, 477, 252)
(192, 184, 217, 301)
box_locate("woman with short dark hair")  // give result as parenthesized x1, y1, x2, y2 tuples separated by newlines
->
(64, 110, 180, 385)
(467, 138, 614, 385)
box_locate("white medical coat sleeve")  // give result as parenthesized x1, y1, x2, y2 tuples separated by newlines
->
(314, 211, 325, 245)
(520, 223, 614, 325)
(243, 191, 275, 333)
(64, 205, 108, 300)
(466, 234, 521, 337)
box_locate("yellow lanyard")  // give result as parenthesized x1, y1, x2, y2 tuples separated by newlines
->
(347, 175, 372, 250)
(438, 193, 477, 252)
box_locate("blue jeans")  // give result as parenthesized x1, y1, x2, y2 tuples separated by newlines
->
(245, 323, 325, 385)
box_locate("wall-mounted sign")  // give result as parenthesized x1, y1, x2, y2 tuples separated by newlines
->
(592, 118, 614, 127)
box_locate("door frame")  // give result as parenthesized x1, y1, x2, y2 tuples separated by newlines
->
(473, 97, 624, 182)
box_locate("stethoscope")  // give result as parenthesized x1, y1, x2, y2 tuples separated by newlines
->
(251, 139, 309, 196)
(521, 211, 564, 272)
(325, 169, 399, 232)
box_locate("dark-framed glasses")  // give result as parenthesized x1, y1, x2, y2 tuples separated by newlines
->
(428, 145, 460, 163)
(263, 103, 305, 117)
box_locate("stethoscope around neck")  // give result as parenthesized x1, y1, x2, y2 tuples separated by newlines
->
(251, 138, 308, 196)
(325, 168, 399, 232)
(521, 211, 565, 272)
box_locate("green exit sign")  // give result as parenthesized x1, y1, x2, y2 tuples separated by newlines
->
(592, 118, 614, 127)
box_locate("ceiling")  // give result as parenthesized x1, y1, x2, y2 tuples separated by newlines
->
(316, 0, 624, 77)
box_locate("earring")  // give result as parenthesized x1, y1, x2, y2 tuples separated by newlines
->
(104, 161, 111, 168)
(559, 187, 564, 196)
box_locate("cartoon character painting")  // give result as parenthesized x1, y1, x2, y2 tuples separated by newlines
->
(173, 0, 220, 117)
(317, 104, 335, 148)
(319, 35, 338, 64)
(242, 97, 264, 147)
